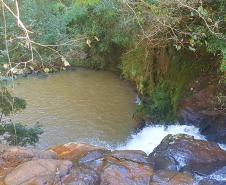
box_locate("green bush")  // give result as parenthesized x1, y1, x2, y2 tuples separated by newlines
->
(0, 122, 43, 146)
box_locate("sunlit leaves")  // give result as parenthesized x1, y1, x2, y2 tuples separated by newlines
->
(76, 0, 100, 6)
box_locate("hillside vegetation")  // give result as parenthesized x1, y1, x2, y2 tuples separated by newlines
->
(0, 0, 225, 124)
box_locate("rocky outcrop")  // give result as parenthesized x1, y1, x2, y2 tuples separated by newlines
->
(1, 135, 226, 184)
(179, 84, 226, 144)
(149, 134, 226, 175)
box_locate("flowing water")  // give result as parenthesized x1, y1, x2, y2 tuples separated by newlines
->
(11, 69, 137, 149)
(10, 69, 219, 154)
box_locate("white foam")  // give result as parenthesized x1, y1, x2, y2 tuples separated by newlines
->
(118, 124, 206, 154)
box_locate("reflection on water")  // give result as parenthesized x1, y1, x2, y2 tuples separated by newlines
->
(11, 69, 137, 149)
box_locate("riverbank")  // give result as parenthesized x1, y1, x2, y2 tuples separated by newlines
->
(1, 134, 226, 185)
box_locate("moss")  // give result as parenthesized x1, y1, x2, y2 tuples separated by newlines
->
(123, 45, 217, 123)
(121, 46, 154, 95)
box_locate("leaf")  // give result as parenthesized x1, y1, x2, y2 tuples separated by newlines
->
(62, 57, 70, 67)
(174, 45, 181, 51)
(188, 46, 196, 52)
(44, 68, 50, 73)
(189, 38, 195, 47)
(3, 64, 9, 69)
(94, 36, 100, 41)
(197, 6, 208, 17)
(86, 39, 92, 47)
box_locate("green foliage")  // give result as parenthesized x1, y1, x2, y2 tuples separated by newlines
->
(76, 0, 100, 6)
(0, 77, 42, 146)
(206, 35, 226, 72)
(0, 89, 26, 117)
(0, 122, 43, 146)
(121, 46, 153, 95)
(1, 0, 225, 124)
(65, 0, 138, 68)
(140, 82, 175, 123)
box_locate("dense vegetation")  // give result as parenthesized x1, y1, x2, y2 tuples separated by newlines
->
(0, 0, 225, 128)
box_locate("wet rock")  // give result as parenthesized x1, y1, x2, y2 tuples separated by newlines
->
(179, 85, 217, 127)
(199, 115, 226, 144)
(79, 150, 110, 164)
(51, 143, 108, 162)
(179, 85, 226, 144)
(4, 159, 73, 185)
(64, 167, 100, 185)
(149, 134, 226, 175)
(198, 166, 226, 185)
(110, 150, 149, 164)
(150, 170, 195, 185)
(198, 179, 226, 185)
(78, 150, 110, 171)
(100, 157, 153, 185)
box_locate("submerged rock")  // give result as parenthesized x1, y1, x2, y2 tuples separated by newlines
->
(149, 134, 226, 175)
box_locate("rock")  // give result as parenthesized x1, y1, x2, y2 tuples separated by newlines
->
(150, 170, 195, 185)
(110, 150, 149, 164)
(51, 143, 108, 162)
(198, 166, 226, 185)
(79, 150, 110, 164)
(179, 84, 226, 144)
(199, 115, 226, 144)
(100, 157, 153, 185)
(0, 146, 57, 181)
(2, 147, 34, 163)
(198, 179, 226, 185)
(149, 134, 226, 175)
(78, 150, 110, 171)
(64, 167, 100, 185)
(2, 147, 57, 163)
(4, 159, 73, 185)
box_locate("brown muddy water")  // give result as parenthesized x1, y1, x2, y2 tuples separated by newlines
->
(11, 69, 137, 149)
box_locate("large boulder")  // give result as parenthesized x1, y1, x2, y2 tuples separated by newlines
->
(179, 84, 226, 144)
(0, 145, 57, 182)
(199, 115, 226, 144)
(100, 157, 153, 185)
(149, 134, 226, 175)
(4, 159, 73, 185)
